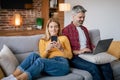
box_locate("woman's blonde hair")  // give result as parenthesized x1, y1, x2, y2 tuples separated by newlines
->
(42, 18, 61, 40)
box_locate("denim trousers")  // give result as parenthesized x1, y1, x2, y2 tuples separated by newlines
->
(17, 52, 70, 80)
(70, 56, 114, 80)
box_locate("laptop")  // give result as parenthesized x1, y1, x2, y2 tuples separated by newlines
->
(91, 38, 113, 55)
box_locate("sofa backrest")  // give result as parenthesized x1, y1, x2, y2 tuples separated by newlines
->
(0, 29, 101, 54)
(89, 29, 101, 46)
(0, 34, 44, 54)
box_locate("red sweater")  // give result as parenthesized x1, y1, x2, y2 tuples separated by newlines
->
(62, 23, 93, 51)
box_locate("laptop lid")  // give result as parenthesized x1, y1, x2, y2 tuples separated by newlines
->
(93, 38, 113, 54)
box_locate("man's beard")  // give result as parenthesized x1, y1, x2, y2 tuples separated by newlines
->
(78, 21, 83, 26)
(73, 20, 83, 26)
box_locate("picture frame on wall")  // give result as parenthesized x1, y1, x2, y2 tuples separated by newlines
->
(50, 0, 58, 8)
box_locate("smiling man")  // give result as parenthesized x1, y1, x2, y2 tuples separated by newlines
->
(62, 5, 114, 80)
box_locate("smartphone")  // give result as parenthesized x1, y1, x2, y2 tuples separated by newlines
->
(51, 36, 57, 42)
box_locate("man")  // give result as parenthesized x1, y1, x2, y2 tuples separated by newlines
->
(62, 5, 114, 80)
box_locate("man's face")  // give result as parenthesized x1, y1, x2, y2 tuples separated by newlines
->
(73, 12, 85, 26)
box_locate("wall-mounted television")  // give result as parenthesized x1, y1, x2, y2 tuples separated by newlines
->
(0, 0, 33, 9)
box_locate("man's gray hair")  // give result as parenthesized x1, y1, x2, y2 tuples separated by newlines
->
(72, 5, 87, 14)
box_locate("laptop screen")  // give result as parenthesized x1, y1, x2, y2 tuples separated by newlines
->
(93, 38, 113, 54)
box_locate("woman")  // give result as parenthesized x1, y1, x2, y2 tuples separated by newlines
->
(2, 18, 72, 80)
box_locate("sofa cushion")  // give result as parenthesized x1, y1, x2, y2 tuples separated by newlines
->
(15, 51, 39, 63)
(111, 60, 120, 79)
(0, 44, 19, 76)
(108, 41, 120, 59)
(37, 73, 83, 80)
(15, 52, 31, 63)
(78, 52, 117, 64)
(70, 68, 92, 80)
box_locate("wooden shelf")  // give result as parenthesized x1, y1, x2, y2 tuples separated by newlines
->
(0, 29, 45, 36)
(50, 7, 58, 10)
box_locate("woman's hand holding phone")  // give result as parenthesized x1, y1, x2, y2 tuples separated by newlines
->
(46, 41, 60, 51)
(53, 41, 64, 52)
(45, 42, 54, 53)
(46, 36, 64, 52)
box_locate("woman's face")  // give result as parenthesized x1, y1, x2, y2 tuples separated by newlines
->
(48, 22, 59, 36)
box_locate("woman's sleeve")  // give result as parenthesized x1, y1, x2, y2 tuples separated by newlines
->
(62, 36, 73, 59)
(39, 39, 48, 58)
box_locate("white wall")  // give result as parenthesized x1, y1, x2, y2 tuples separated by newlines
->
(65, 0, 120, 40)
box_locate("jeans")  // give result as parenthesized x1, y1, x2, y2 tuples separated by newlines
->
(18, 52, 70, 80)
(70, 56, 114, 80)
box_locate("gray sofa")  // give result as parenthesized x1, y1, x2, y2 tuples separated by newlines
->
(0, 29, 120, 80)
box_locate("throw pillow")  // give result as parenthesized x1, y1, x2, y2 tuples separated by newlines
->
(107, 41, 120, 59)
(78, 52, 117, 64)
(0, 67, 5, 79)
(0, 44, 19, 76)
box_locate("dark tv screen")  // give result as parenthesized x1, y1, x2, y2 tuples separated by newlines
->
(0, 0, 33, 9)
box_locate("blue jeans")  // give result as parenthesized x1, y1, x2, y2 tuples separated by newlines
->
(17, 52, 70, 80)
(70, 56, 114, 80)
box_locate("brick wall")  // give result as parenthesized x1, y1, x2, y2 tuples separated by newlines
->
(0, 0, 42, 30)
